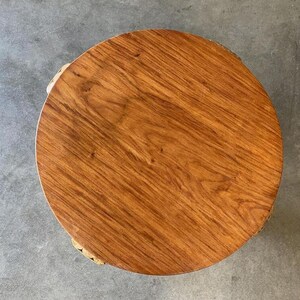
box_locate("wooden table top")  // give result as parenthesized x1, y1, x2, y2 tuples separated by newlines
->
(36, 29, 283, 275)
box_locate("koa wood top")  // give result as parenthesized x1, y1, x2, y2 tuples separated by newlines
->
(36, 29, 283, 275)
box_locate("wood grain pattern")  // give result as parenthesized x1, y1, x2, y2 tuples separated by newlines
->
(36, 29, 283, 275)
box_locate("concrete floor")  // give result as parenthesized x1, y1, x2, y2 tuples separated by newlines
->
(0, 0, 299, 299)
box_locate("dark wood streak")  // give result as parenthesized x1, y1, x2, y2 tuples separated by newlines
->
(36, 29, 283, 275)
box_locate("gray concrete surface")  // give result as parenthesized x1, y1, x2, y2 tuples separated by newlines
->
(0, 0, 299, 299)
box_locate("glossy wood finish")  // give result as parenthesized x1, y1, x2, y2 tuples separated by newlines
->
(36, 29, 283, 275)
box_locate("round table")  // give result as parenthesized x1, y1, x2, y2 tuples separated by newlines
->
(36, 29, 283, 275)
